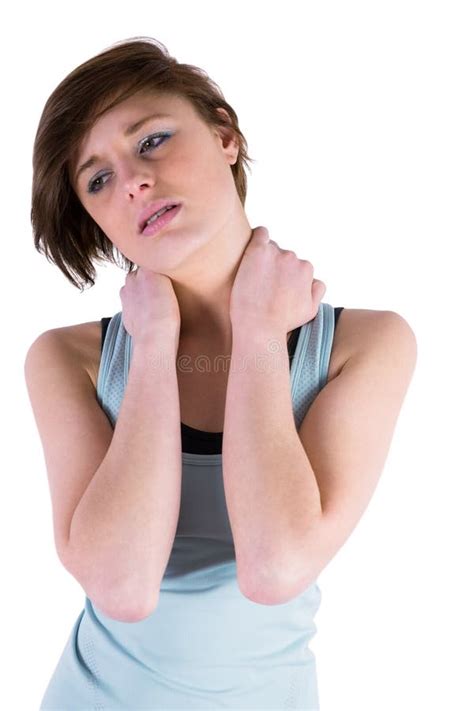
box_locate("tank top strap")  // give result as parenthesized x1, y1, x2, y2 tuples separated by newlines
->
(96, 311, 127, 427)
(290, 302, 335, 431)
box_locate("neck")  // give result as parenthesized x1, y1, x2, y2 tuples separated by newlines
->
(171, 215, 253, 346)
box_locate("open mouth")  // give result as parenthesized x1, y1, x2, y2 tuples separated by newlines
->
(141, 204, 182, 236)
(143, 204, 177, 229)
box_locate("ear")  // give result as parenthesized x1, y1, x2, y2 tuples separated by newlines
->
(214, 107, 239, 165)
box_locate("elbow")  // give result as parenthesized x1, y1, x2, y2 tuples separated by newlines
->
(239, 581, 294, 606)
(88, 579, 160, 623)
(91, 592, 159, 623)
(239, 575, 319, 606)
(237, 569, 302, 606)
(238, 557, 322, 605)
(60, 547, 159, 622)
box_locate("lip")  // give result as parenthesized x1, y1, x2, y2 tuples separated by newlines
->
(138, 199, 182, 233)
(141, 204, 182, 237)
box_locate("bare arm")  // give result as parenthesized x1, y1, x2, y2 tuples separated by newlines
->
(223, 325, 321, 602)
(223, 311, 417, 605)
(67, 334, 182, 621)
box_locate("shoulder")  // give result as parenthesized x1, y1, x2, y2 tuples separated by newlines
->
(63, 320, 104, 388)
(26, 320, 103, 388)
(332, 307, 417, 369)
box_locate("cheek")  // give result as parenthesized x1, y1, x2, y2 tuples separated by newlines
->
(91, 209, 110, 233)
(90, 207, 121, 243)
(91, 198, 118, 227)
(195, 157, 231, 201)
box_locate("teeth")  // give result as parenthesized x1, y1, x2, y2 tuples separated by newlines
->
(145, 205, 175, 226)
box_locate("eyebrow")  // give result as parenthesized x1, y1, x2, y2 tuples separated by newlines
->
(74, 112, 172, 184)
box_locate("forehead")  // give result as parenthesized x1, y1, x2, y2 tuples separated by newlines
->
(89, 90, 193, 134)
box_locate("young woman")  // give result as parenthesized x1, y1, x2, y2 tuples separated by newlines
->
(25, 36, 417, 710)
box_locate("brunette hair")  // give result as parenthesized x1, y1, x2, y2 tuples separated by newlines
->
(31, 36, 255, 291)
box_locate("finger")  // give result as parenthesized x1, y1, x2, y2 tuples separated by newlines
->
(312, 279, 327, 309)
(253, 226, 270, 242)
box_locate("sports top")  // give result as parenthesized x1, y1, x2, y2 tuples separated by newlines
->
(40, 304, 344, 710)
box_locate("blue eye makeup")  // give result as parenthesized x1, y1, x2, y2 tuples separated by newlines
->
(86, 131, 172, 194)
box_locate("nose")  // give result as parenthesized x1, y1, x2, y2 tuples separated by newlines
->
(120, 160, 156, 197)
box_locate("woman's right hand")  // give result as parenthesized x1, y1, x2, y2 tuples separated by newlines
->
(119, 267, 181, 348)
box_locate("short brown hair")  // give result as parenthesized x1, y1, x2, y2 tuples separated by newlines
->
(31, 36, 255, 291)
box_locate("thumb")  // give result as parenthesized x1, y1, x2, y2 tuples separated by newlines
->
(252, 225, 271, 242)
(312, 279, 327, 311)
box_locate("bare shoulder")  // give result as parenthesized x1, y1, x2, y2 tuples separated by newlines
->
(333, 307, 416, 361)
(38, 320, 103, 388)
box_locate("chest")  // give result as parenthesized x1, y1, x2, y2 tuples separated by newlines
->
(83, 308, 359, 433)
(176, 339, 232, 432)
(176, 320, 347, 432)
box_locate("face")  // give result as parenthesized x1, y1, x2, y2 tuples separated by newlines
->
(71, 90, 241, 274)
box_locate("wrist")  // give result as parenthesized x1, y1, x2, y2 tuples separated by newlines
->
(231, 320, 288, 345)
(131, 328, 179, 363)
(230, 325, 290, 375)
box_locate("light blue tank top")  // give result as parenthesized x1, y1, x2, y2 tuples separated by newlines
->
(39, 302, 337, 710)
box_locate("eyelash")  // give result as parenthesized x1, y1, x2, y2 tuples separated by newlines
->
(86, 131, 172, 194)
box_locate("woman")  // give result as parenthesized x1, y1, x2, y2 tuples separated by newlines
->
(25, 36, 417, 710)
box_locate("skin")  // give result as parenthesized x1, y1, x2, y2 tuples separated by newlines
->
(71, 89, 255, 354)
(53, 84, 418, 616)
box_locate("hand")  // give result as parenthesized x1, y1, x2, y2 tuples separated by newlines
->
(229, 226, 327, 334)
(119, 266, 181, 347)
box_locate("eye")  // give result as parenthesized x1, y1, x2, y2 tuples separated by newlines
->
(86, 131, 172, 194)
(138, 131, 171, 154)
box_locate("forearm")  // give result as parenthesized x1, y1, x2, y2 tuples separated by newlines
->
(68, 336, 182, 615)
(223, 327, 322, 597)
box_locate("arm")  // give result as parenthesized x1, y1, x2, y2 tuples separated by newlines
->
(223, 311, 417, 605)
(223, 324, 323, 603)
(68, 333, 182, 621)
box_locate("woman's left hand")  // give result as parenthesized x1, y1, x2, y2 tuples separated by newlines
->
(229, 226, 327, 335)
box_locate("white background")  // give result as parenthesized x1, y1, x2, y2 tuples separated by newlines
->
(1, 1, 472, 709)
